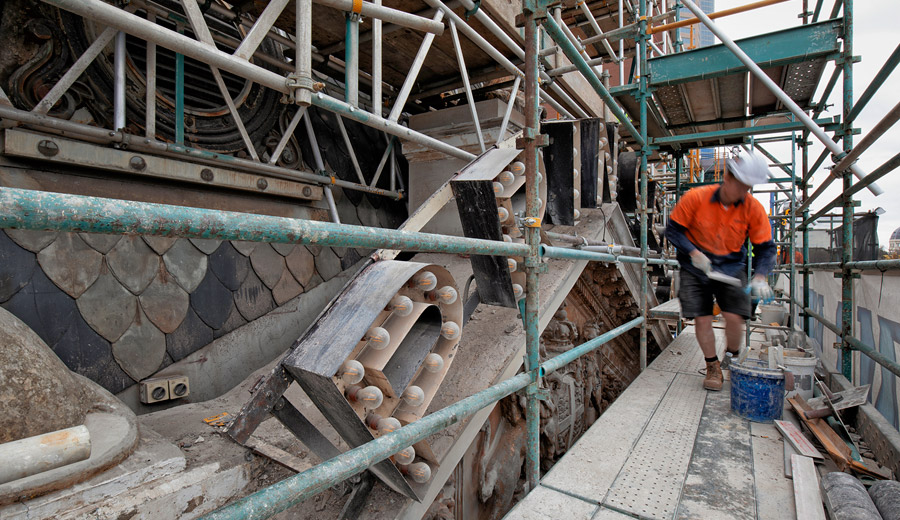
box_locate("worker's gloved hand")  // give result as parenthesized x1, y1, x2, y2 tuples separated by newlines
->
(690, 251, 712, 274)
(750, 276, 774, 304)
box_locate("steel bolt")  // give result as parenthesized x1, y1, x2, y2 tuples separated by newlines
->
(37, 140, 59, 157)
(303, 186, 312, 197)
(200, 168, 214, 182)
(257, 178, 268, 190)
(129, 156, 146, 171)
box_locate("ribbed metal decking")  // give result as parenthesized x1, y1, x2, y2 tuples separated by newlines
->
(504, 325, 796, 520)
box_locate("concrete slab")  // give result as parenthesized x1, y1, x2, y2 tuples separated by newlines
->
(1, 428, 183, 519)
(540, 369, 676, 502)
(504, 485, 597, 520)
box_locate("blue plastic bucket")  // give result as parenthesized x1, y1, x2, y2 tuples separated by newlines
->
(730, 359, 785, 423)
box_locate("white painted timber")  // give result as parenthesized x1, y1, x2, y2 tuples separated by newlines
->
(791, 454, 826, 520)
(750, 421, 797, 520)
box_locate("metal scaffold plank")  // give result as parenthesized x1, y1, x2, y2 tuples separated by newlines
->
(649, 20, 843, 87)
(603, 373, 707, 519)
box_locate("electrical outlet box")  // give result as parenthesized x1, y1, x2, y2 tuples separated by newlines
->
(140, 377, 170, 404)
(168, 376, 190, 400)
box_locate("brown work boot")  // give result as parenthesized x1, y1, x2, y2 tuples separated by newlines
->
(703, 360, 724, 391)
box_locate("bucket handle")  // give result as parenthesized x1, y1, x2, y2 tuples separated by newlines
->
(778, 366, 795, 391)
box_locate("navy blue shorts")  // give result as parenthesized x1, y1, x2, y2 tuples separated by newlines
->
(678, 268, 751, 319)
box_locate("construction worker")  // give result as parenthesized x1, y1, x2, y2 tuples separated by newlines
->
(665, 150, 776, 391)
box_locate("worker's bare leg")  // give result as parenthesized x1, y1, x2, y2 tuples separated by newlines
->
(694, 315, 717, 358)
(722, 311, 744, 354)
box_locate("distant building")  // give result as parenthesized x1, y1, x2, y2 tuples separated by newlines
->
(890, 227, 900, 253)
(679, 0, 715, 49)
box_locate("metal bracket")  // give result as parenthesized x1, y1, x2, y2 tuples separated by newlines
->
(284, 73, 317, 106)
(523, 216, 542, 228)
(524, 256, 549, 273)
(525, 383, 549, 401)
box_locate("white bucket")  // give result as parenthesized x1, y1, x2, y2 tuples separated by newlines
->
(757, 348, 817, 400)
(758, 303, 787, 326)
(783, 352, 817, 400)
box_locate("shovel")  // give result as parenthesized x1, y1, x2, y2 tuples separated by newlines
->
(706, 269, 743, 287)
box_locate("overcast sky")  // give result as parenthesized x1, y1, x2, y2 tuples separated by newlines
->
(690, 0, 898, 247)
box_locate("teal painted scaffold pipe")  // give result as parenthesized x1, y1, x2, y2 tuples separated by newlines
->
(199, 316, 643, 520)
(0, 188, 529, 257)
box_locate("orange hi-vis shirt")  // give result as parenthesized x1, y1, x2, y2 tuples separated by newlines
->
(669, 184, 771, 256)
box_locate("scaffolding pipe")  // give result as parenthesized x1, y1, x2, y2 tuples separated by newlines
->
(387, 11, 444, 122)
(495, 75, 521, 146)
(0, 188, 530, 257)
(799, 302, 900, 379)
(302, 114, 341, 223)
(840, 0, 855, 381)
(114, 31, 127, 131)
(522, 0, 542, 491)
(145, 11, 157, 137)
(541, 245, 678, 266)
(372, 0, 383, 116)
(848, 42, 900, 122)
(648, 0, 790, 34)
(34, 27, 119, 115)
(638, 0, 650, 371)
(803, 260, 900, 271)
(680, 0, 882, 196)
(295, 0, 313, 106)
(798, 101, 900, 214)
(423, 0, 580, 118)
(316, 0, 445, 34)
(198, 317, 643, 520)
(449, 20, 485, 153)
(804, 150, 900, 228)
(542, 16, 644, 145)
(39, 0, 474, 162)
(578, 1, 619, 62)
(234, 0, 291, 60)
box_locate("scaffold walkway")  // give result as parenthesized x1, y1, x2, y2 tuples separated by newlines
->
(504, 325, 797, 520)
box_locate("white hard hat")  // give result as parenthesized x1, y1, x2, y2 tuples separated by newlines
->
(726, 150, 769, 186)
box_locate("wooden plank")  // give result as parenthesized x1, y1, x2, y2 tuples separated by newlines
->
(775, 420, 824, 460)
(783, 439, 798, 478)
(649, 298, 681, 320)
(245, 437, 314, 474)
(790, 454, 826, 520)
